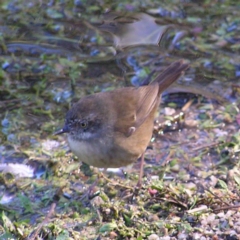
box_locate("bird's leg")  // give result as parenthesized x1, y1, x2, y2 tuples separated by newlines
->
(122, 154, 145, 201)
(136, 153, 145, 188)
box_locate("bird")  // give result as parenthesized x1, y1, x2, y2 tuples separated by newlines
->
(55, 60, 189, 187)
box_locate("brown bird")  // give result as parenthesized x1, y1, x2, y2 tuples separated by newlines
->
(55, 60, 189, 186)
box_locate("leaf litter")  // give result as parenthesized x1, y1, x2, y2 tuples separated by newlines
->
(0, 0, 240, 239)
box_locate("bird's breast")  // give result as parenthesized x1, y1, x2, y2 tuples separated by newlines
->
(67, 135, 139, 168)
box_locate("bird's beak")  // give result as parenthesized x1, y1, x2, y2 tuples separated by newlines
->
(54, 125, 69, 135)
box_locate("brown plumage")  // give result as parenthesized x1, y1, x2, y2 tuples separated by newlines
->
(55, 60, 189, 186)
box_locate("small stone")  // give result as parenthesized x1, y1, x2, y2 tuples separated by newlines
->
(164, 107, 176, 116)
(185, 119, 198, 127)
(42, 140, 60, 151)
(178, 231, 188, 239)
(171, 163, 180, 172)
(109, 231, 118, 239)
(192, 232, 202, 239)
(235, 227, 240, 234)
(148, 233, 160, 240)
(148, 214, 159, 222)
(217, 212, 225, 218)
(225, 210, 234, 218)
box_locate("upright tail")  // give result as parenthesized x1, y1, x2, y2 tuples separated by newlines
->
(152, 60, 189, 94)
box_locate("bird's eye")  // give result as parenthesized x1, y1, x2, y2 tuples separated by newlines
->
(80, 120, 88, 128)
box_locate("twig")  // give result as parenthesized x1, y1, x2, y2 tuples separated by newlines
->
(28, 202, 56, 240)
(204, 188, 230, 206)
(213, 204, 240, 212)
(191, 141, 223, 152)
(28, 188, 63, 240)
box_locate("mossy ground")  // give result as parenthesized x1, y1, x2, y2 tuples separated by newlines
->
(0, 0, 240, 239)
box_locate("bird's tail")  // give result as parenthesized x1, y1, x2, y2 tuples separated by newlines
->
(152, 59, 189, 94)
